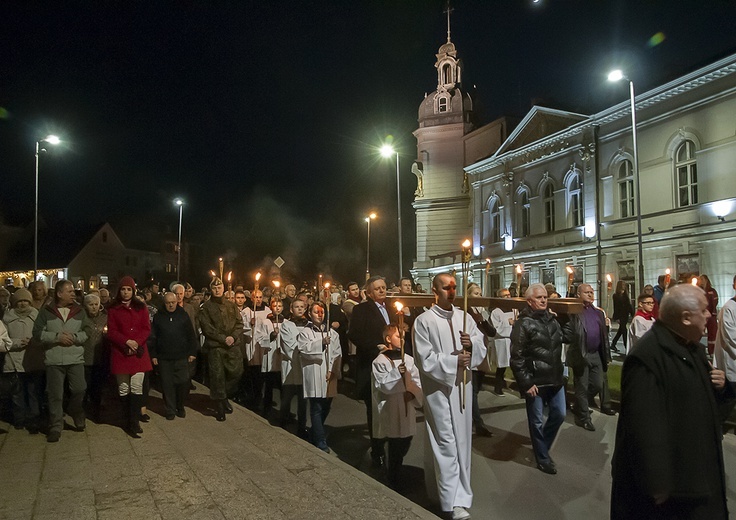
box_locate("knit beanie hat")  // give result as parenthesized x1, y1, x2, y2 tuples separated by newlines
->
(117, 276, 137, 294)
(11, 288, 32, 306)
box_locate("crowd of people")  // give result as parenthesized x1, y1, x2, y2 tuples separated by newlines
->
(1, 271, 734, 520)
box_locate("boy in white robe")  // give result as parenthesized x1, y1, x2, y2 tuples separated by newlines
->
(627, 293, 656, 354)
(297, 302, 341, 452)
(372, 324, 423, 489)
(241, 291, 269, 411)
(490, 287, 514, 395)
(254, 297, 284, 418)
(279, 299, 308, 437)
(413, 273, 487, 520)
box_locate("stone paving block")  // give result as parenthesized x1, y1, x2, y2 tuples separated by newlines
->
(0, 509, 33, 520)
(40, 456, 93, 489)
(96, 505, 163, 520)
(91, 457, 144, 486)
(95, 486, 156, 510)
(35, 487, 95, 516)
(153, 494, 226, 520)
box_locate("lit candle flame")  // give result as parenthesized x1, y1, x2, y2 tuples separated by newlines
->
(566, 265, 573, 274)
(606, 274, 612, 283)
(273, 280, 280, 288)
(665, 268, 671, 275)
(219, 257, 223, 262)
(324, 282, 331, 289)
(227, 271, 232, 282)
(516, 264, 522, 274)
(461, 239, 471, 249)
(485, 258, 491, 265)
(394, 301, 404, 312)
(691, 277, 698, 285)
(209, 270, 216, 278)
(255, 272, 261, 282)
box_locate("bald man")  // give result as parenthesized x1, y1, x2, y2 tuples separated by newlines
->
(611, 284, 734, 520)
(413, 273, 486, 520)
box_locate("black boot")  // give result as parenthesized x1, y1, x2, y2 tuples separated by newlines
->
(224, 398, 233, 414)
(494, 367, 507, 395)
(176, 384, 188, 418)
(215, 400, 226, 422)
(128, 394, 143, 437)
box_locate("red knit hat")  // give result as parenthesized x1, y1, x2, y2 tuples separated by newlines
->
(117, 276, 137, 294)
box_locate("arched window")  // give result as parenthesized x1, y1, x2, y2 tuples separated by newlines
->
(488, 196, 501, 243)
(438, 96, 448, 113)
(675, 140, 697, 207)
(543, 183, 555, 232)
(518, 189, 530, 237)
(442, 64, 451, 84)
(567, 173, 583, 227)
(617, 160, 635, 218)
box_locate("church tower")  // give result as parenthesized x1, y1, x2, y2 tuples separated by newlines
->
(412, 7, 476, 275)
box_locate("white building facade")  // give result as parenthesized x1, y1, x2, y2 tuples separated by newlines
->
(411, 51, 736, 307)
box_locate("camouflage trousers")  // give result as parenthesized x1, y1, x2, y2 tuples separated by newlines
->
(206, 346, 244, 400)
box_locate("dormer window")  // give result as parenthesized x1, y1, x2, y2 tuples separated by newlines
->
(438, 96, 448, 113)
(442, 63, 452, 84)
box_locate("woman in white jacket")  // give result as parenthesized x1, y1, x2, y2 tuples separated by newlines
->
(1, 288, 42, 433)
(297, 302, 341, 452)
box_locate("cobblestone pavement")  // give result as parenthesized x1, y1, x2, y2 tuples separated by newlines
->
(3, 379, 736, 520)
(0, 384, 435, 520)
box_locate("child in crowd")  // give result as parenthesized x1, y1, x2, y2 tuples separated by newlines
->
(371, 324, 423, 489)
(627, 293, 656, 354)
(255, 296, 284, 418)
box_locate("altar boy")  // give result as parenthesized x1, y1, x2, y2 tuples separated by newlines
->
(372, 324, 423, 488)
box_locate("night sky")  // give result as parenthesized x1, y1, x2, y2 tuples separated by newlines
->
(2, 0, 735, 285)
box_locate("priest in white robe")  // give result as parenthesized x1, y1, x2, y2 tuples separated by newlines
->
(413, 273, 486, 520)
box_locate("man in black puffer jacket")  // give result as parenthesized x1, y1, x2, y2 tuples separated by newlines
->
(510, 283, 566, 475)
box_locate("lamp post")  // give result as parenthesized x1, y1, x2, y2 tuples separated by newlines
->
(174, 198, 184, 280)
(380, 144, 403, 280)
(608, 70, 644, 292)
(34, 135, 61, 278)
(365, 212, 377, 281)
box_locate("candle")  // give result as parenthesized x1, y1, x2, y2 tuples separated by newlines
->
(394, 301, 405, 363)
(218, 257, 224, 282)
(227, 271, 232, 295)
(324, 282, 331, 327)
(665, 268, 671, 287)
(566, 265, 574, 296)
(517, 264, 524, 294)
(606, 273, 613, 291)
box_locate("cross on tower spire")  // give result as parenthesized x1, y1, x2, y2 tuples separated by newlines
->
(444, 1, 454, 43)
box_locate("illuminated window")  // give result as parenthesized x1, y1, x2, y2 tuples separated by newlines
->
(543, 183, 555, 232)
(675, 140, 697, 207)
(518, 189, 530, 237)
(617, 160, 635, 217)
(488, 196, 501, 243)
(567, 173, 583, 227)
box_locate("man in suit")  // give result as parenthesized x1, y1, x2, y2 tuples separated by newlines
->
(348, 275, 390, 466)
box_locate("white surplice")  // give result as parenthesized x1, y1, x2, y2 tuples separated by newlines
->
(413, 304, 486, 512)
(371, 351, 423, 439)
(490, 307, 514, 368)
(254, 318, 283, 373)
(242, 307, 269, 365)
(279, 319, 306, 385)
(297, 324, 341, 398)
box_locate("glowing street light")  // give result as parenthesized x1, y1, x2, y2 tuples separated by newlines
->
(380, 143, 403, 280)
(174, 198, 185, 280)
(609, 69, 644, 292)
(34, 135, 61, 277)
(365, 212, 377, 281)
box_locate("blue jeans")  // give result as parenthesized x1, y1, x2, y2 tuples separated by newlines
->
(524, 385, 566, 465)
(309, 397, 332, 450)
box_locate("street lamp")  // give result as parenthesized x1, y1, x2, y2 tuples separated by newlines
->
(608, 69, 644, 292)
(34, 135, 61, 278)
(174, 198, 184, 280)
(365, 212, 377, 281)
(380, 144, 402, 280)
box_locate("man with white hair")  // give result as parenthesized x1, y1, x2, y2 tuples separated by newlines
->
(611, 284, 734, 519)
(510, 283, 566, 476)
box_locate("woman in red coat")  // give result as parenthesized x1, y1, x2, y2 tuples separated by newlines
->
(107, 276, 152, 437)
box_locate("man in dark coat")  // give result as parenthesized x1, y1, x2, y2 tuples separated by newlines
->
(150, 293, 199, 420)
(510, 283, 566, 475)
(564, 283, 614, 431)
(347, 275, 390, 466)
(611, 283, 734, 520)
